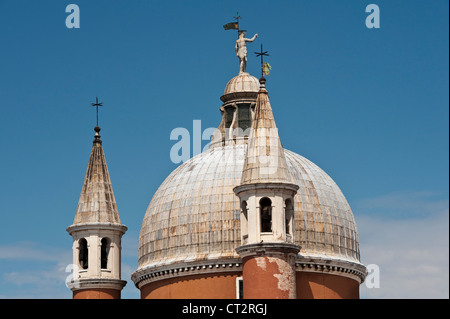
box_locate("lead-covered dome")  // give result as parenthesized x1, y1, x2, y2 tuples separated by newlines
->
(220, 72, 260, 104)
(224, 72, 259, 95)
(137, 143, 361, 270)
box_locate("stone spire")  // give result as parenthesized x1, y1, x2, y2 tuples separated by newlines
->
(240, 77, 295, 185)
(72, 126, 122, 225)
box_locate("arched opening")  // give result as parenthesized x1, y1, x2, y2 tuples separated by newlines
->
(260, 197, 272, 233)
(238, 104, 251, 133)
(78, 238, 88, 270)
(285, 198, 294, 236)
(241, 201, 248, 243)
(101, 238, 110, 269)
(225, 106, 235, 129)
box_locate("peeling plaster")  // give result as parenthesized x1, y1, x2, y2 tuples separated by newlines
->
(256, 257, 267, 271)
(268, 257, 296, 298)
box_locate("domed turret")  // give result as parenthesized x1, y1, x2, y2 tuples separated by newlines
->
(210, 72, 260, 148)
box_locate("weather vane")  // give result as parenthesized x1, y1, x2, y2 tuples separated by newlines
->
(224, 11, 243, 37)
(255, 44, 271, 78)
(91, 97, 103, 127)
(223, 13, 258, 73)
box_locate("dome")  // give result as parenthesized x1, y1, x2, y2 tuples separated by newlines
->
(223, 72, 259, 96)
(137, 144, 362, 271)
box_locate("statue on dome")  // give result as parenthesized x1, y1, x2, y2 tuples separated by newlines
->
(235, 30, 258, 73)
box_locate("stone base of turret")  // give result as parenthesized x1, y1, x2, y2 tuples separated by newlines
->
(68, 278, 127, 299)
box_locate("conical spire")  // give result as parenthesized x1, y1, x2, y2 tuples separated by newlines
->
(72, 126, 122, 225)
(240, 77, 295, 185)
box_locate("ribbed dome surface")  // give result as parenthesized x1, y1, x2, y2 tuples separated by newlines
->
(138, 144, 361, 270)
(223, 72, 259, 95)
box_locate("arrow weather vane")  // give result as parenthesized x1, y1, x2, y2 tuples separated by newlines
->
(91, 97, 103, 127)
(255, 44, 269, 78)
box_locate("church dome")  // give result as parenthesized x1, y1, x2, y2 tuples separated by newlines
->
(137, 144, 362, 270)
(133, 67, 366, 294)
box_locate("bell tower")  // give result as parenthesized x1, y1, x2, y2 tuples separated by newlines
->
(66, 123, 127, 299)
(234, 76, 301, 299)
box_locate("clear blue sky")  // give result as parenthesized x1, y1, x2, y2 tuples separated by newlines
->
(0, 0, 448, 298)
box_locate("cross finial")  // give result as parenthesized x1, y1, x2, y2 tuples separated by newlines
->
(234, 11, 242, 34)
(91, 97, 103, 127)
(254, 44, 269, 78)
(233, 11, 242, 23)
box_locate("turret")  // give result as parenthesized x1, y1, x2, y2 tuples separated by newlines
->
(234, 77, 301, 299)
(66, 124, 127, 299)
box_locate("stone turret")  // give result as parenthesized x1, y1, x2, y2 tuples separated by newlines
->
(234, 77, 301, 299)
(66, 126, 127, 299)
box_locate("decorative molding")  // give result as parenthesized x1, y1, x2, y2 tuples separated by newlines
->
(295, 258, 367, 284)
(234, 182, 299, 196)
(67, 278, 127, 292)
(220, 92, 258, 103)
(132, 255, 367, 288)
(132, 259, 243, 289)
(235, 242, 301, 258)
(66, 223, 127, 236)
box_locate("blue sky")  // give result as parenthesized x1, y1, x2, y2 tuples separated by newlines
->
(0, 0, 448, 298)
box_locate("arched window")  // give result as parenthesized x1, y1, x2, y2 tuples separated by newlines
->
(101, 238, 110, 269)
(285, 199, 294, 235)
(260, 197, 272, 233)
(241, 201, 248, 242)
(78, 238, 88, 270)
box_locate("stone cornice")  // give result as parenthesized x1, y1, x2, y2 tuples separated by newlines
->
(67, 278, 127, 291)
(233, 182, 299, 196)
(131, 255, 367, 288)
(220, 91, 258, 103)
(66, 223, 128, 236)
(295, 257, 368, 284)
(235, 242, 301, 258)
(131, 258, 243, 289)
